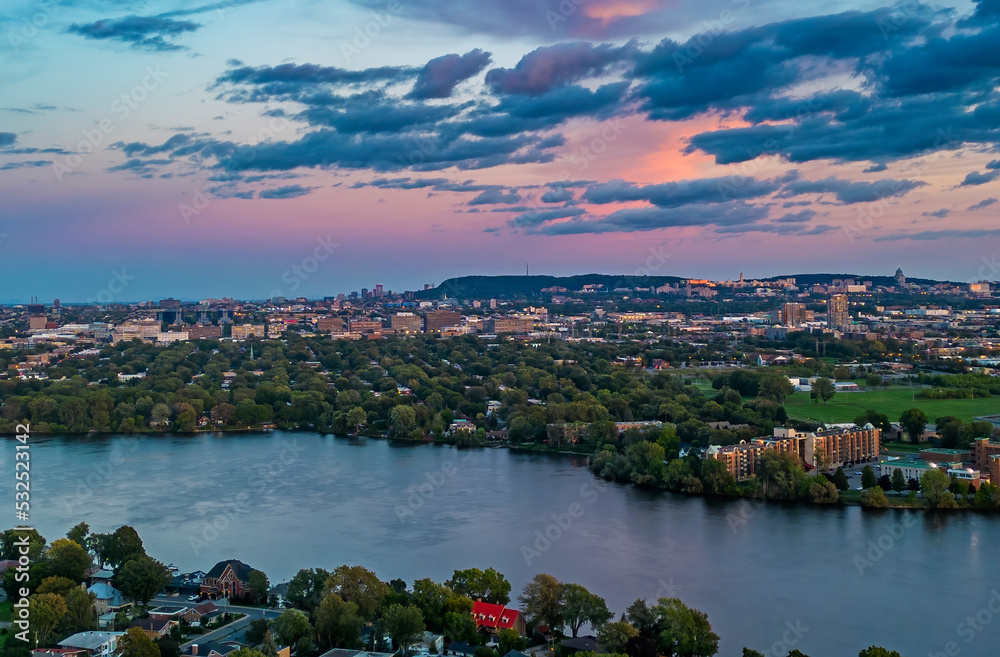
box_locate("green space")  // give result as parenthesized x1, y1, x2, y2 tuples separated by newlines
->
(783, 386, 998, 424)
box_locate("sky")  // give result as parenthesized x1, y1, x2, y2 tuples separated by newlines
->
(2, 0, 1000, 302)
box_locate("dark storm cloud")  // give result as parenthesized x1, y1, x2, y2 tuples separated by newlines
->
(778, 176, 926, 204)
(485, 42, 636, 95)
(68, 16, 200, 51)
(409, 49, 492, 99)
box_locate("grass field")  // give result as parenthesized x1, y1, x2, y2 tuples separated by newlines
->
(783, 386, 998, 424)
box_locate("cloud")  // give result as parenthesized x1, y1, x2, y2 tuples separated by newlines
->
(779, 176, 926, 204)
(773, 209, 817, 223)
(469, 189, 522, 205)
(68, 16, 200, 51)
(863, 163, 888, 173)
(259, 185, 315, 199)
(582, 174, 786, 207)
(960, 170, 1000, 186)
(485, 42, 635, 96)
(508, 206, 587, 229)
(541, 187, 574, 203)
(0, 160, 50, 170)
(921, 208, 950, 218)
(528, 202, 769, 235)
(409, 49, 492, 99)
(968, 198, 997, 211)
(876, 228, 1000, 242)
(0, 133, 16, 147)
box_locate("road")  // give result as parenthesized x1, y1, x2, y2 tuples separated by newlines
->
(149, 595, 282, 648)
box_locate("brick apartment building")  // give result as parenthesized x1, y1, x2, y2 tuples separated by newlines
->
(390, 312, 423, 334)
(425, 309, 461, 332)
(486, 316, 534, 334)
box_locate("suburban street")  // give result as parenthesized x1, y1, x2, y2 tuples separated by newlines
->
(149, 594, 282, 649)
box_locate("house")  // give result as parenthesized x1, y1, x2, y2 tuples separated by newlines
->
(87, 583, 130, 615)
(97, 613, 117, 630)
(560, 636, 603, 654)
(186, 641, 242, 657)
(58, 632, 125, 657)
(200, 559, 254, 600)
(444, 642, 477, 657)
(33, 650, 86, 657)
(470, 600, 526, 638)
(88, 569, 114, 586)
(268, 582, 289, 608)
(148, 606, 189, 621)
(129, 618, 176, 640)
(188, 602, 223, 626)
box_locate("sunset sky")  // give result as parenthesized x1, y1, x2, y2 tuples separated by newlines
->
(2, 0, 1000, 301)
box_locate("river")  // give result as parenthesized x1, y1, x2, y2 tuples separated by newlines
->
(4, 431, 997, 656)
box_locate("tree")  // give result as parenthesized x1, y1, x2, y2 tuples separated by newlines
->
(853, 409, 891, 433)
(518, 574, 564, 630)
(891, 468, 906, 493)
(272, 609, 312, 646)
(443, 610, 478, 644)
(261, 631, 279, 657)
(28, 592, 68, 646)
(115, 554, 171, 607)
(1, 528, 46, 560)
(382, 604, 425, 656)
(498, 628, 526, 657)
(327, 565, 391, 621)
(67, 522, 90, 547)
(831, 467, 849, 491)
(935, 416, 964, 449)
(314, 593, 363, 649)
(47, 537, 93, 583)
(37, 576, 77, 596)
(229, 650, 266, 657)
(561, 583, 612, 638)
(861, 465, 877, 490)
(286, 568, 331, 612)
(106, 525, 145, 569)
(64, 586, 98, 632)
(446, 568, 512, 605)
(248, 569, 270, 604)
(864, 373, 883, 388)
(118, 627, 161, 657)
(921, 467, 951, 507)
(597, 621, 639, 654)
(858, 647, 903, 657)
(346, 407, 367, 434)
(155, 638, 180, 657)
(899, 408, 928, 443)
(246, 619, 270, 646)
(625, 599, 658, 639)
(860, 486, 889, 509)
(758, 372, 794, 404)
(390, 405, 417, 436)
(810, 378, 836, 404)
(653, 598, 719, 657)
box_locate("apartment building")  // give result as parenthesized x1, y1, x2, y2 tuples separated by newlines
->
(390, 312, 423, 334)
(425, 309, 461, 332)
(231, 324, 265, 340)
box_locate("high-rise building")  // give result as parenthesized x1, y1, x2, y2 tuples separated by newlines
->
(781, 302, 806, 326)
(828, 294, 849, 328)
(390, 312, 422, 334)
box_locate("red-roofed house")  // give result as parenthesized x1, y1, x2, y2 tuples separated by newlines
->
(471, 601, 526, 638)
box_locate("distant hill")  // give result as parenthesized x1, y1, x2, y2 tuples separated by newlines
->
(413, 274, 685, 300)
(413, 272, 954, 300)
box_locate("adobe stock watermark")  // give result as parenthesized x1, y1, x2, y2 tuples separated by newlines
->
(394, 452, 473, 522)
(929, 589, 1000, 657)
(340, 0, 403, 63)
(521, 479, 609, 565)
(180, 115, 290, 224)
(966, 255, 999, 287)
(672, 0, 753, 72)
(267, 235, 341, 300)
(86, 268, 135, 304)
(52, 66, 169, 182)
(757, 620, 809, 657)
(6, 0, 61, 54)
(188, 436, 306, 557)
(726, 497, 765, 533)
(853, 513, 918, 577)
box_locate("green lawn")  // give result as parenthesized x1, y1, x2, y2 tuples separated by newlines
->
(783, 387, 998, 424)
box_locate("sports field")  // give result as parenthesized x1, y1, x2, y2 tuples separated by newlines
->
(782, 386, 998, 424)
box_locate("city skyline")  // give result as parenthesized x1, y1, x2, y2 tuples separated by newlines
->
(3, 0, 1000, 300)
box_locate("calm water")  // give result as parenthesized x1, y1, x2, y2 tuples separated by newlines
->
(3, 431, 997, 656)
